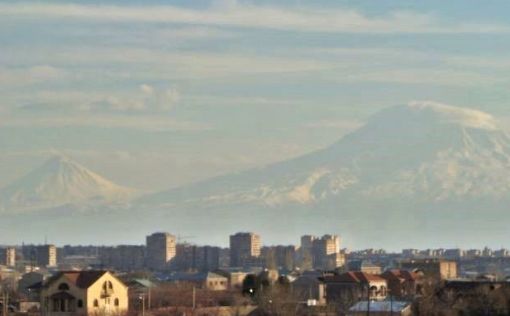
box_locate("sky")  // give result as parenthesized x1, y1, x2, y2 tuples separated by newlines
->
(2, 0, 510, 193)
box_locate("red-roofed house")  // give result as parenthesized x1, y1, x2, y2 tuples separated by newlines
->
(40, 271, 128, 316)
(380, 269, 421, 299)
(322, 272, 388, 304)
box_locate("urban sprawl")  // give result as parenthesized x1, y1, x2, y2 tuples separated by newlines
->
(1, 233, 510, 315)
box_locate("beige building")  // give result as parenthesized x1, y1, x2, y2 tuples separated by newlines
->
(37, 245, 57, 268)
(229, 233, 261, 267)
(400, 259, 457, 280)
(299, 234, 344, 270)
(41, 270, 128, 316)
(3, 247, 16, 267)
(145, 232, 176, 271)
(168, 272, 228, 291)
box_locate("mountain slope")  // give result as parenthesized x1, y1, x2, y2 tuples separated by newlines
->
(3, 102, 510, 248)
(0, 155, 136, 212)
(138, 101, 510, 207)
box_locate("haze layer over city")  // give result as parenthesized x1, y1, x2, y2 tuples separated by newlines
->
(2, 0, 510, 251)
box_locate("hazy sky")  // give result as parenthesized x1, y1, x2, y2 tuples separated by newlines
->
(2, 0, 510, 192)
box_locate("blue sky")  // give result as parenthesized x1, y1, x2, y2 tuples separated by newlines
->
(1, 0, 510, 191)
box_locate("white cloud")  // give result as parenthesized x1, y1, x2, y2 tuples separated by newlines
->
(83, 84, 181, 112)
(140, 84, 154, 95)
(0, 65, 67, 86)
(0, 3, 507, 34)
(304, 119, 362, 130)
(0, 114, 210, 132)
(338, 68, 503, 87)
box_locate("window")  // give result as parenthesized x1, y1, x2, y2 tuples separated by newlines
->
(369, 286, 378, 298)
(77, 300, 83, 308)
(93, 299, 99, 307)
(52, 299, 60, 312)
(58, 283, 70, 291)
(114, 298, 119, 307)
(103, 281, 114, 291)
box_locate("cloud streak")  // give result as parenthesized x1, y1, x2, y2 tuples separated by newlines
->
(1, 3, 508, 34)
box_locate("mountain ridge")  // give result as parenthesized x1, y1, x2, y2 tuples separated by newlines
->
(137, 102, 510, 207)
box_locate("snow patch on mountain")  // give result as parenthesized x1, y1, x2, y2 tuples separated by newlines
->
(407, 101, 497, 130)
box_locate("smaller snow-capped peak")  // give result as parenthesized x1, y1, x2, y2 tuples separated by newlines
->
(0, 155, 136, 211)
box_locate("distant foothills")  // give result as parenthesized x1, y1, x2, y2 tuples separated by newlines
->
(2, 101, 510, 248)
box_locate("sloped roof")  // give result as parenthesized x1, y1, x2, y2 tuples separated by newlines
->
(381, 269, 418, 282)
(44, 270, 108, 289)
(128, 279, 156, 288)
(323, 271, 386, 284)
(165, 272, 228, 282)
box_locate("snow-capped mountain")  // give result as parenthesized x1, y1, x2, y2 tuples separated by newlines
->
(0, 155, 136, 212)
(3, 102, 510, 247)
(138, 101, 510, 207)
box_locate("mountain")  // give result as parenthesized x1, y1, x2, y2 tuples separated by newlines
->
(139, 101, 510, 207)
(126, 101, 510, 248)
(3, 102, 510, 248)
(0, 155, 136, 212)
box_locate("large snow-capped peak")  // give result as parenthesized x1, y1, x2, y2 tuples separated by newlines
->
(406, 101, 497, 130)
(138, 102, 510, 207)
(0, 155, 136, 212)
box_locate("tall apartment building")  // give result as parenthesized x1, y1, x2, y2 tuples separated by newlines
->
(1, 247, 16, 267)
(299, 234, 344, 270)
(171, 244, 221, 272)
(146, 232, 176, 271)
(36, 245, 57, 267)
(196, 246, 221, 272)
(6, 247, 16, 267)
(99, 245, 146, 271)
(229, 232, 261, 267)
(262, 245, 296, 271)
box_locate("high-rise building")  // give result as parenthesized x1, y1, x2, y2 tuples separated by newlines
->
(99, 245, 146, 271)
(262, 245, 296, 271)
(146, 232, 176, 271)
(196, 246, 221, 272)
(299, 234, 344, 270)
(5, 247, 16, 267)
(36, 245, 57, 267)
(229, 232, 261, 267)
(1, 247, 16, 267)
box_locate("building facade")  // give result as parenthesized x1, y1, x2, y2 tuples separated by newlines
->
(145, 232, 176, 271)
(229, 233, 261, 268)
(2, 247, 16, 267)
(37, 245, 58, 268)
(299, 235, 344, 270)
(400, 259, 457, 280)
(40, 270, 128, 316)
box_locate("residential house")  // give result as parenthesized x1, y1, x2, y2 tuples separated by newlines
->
(322, 272, 387, 305)
(380, 270, 421, 299)
(40, 270, 128, 316)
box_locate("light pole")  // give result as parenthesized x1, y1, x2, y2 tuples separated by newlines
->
(139, 295, 145, 316)
(365, 284, 370, 316)
(389, 288, 393, 316)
